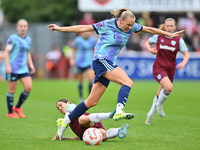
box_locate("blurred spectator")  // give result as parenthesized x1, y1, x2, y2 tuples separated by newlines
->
(140, 33, 151, 52)
(45, 44, 62, 78)
(178, 12, 198, 39)
(137, 12, 154, 27)
(191, 32, 200, 52)
(126, 33, 142, 51)
(0, 43, 6, 80)
(79, 12, 95, 25)
(62, 40, 74, 79)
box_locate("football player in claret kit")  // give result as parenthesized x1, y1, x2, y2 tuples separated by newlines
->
(52, 99, 129, 141)
(145, 18, 190, 125)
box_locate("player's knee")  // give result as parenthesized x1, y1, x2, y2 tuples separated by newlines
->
(85, 99, 98, 108)
(165, 85, 173, 93)
(78, 116, 87, 125)
(127, 79, 133, 87)
(123, 79, 133, 87)
(25, 86, 32, 92)
(89, 101, 98, 108)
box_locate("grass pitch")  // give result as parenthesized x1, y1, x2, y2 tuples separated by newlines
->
(0, 79, 199, 150)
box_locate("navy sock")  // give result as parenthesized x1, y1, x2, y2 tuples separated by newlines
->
(16, 90, 29, 108)
(68, 101, 88, 121)
(117, 85, 131, 106)
(88, 82, 93, 95)
(78, 82, 83, 99)
(6, 92, 14, 113)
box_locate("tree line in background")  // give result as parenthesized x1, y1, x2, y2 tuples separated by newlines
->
(1, 0, 78, 25)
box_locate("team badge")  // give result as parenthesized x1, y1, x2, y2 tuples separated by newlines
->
(161, 39, 164, 42)
(157, 74, 161, 80)
(171, 40, 176, 46)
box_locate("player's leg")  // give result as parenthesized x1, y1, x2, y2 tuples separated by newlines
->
(86, 68, 94, 95)
(145, 85, 162, 124)
(103, 66, 134, 121)
(63, 82, 107, 126)
(77, 72, 84, 102)
(79, 109, 116, 125)
(13, 75, 32, 118)
(100, 123, 129, 140)
(156, 76, 172, 117)
(6, 80, 19, 118)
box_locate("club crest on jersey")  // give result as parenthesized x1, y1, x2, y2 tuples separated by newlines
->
(157, 74, 161, 80)
(171, 40, 176, 46)
(161, 39, 164, 42)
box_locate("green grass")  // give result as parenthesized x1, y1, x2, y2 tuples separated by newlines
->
(0, 79, 199, 150)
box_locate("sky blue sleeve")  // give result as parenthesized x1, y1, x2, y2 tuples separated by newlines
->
(6, 35, 14, 45)
(131, 23, 143, 33)
(179, 38, 188, 52)
(148, 35, 158, 44)
(92, 20, 107, 34)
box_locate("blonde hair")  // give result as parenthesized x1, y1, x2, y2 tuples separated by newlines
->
(16, 19, 28, 27)
(159, 18, 176, 31)
(111, 7, 135, 20)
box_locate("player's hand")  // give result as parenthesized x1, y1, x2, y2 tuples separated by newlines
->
(29, 64, 35, 74)
(47, 24, 61, 31)
(56, 118, 67, 140)
(6, 66, 12, 74)
(149, 48, 157, 55)
(170, 30, 185, 38)
(69, 58, 75, 67)
(57, 125, 66, 140)
(176, 63, 184, 70)
(52, 134, 59, 140)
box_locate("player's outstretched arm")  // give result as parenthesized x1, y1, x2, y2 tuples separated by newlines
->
(142, 26, 185, 38)
(47, 24, 94, 33)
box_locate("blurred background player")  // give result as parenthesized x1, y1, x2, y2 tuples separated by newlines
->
(145, 18, 189, 124)
(52, 99, 129, 141)
(4, 19, 35, 118)
(47, 8, 184, 140)
(70, 32, 96, 102)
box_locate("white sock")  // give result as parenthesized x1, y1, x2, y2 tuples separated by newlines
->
(106, 128, 120, 139)
(148, 95, 158, 116)
(63, 115, 71, 125)
(156, 89, 170, 107)
(90, 113, 110, 123)
(116, 103, 124, 113)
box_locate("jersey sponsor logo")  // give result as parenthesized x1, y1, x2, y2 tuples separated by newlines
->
(171, 40, 176, 46)
(159, 44, 176, 52)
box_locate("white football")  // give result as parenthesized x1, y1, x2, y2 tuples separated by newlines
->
(83, 128, 103, 145)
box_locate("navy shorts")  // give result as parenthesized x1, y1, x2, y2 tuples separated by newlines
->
(75, 65, 91, 74)
(92, 59, 118, 87)
(6, 72, 30, 82)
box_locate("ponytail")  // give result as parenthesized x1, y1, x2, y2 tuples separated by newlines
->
(111, 7, 135, 20)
